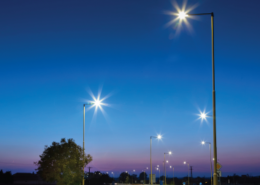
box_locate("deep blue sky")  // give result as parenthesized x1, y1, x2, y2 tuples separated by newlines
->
(0, 0, 260, 177)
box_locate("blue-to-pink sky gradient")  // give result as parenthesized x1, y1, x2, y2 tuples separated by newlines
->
(0, 0, 260, 177)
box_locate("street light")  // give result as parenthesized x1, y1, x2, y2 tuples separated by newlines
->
(178, 11, 188, 19)
(150, 135, 162, 185)
(198, 111, 210, 123)
(83, 98, 104, 185)
(132, 170, 135, 184)
(164, 152, 172, 185)
(143, 168, 148, 184)
(175, 8, 218, 185)
(170, 166, 174, 185)
(183, 161, 189, 185)
(156, 167, 160, 183)
(202, 141, 213, 185)
(111, 172, 114, 180)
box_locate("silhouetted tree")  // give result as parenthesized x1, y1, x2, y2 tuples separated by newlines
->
(0, 171, 13, 184)
(125, 176, 130, 183)
(86, 172, 113, 185)
(34, 138, 92, 185)
(0, 170, 3, 183)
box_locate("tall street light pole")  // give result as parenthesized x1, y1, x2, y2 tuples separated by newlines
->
(177, 11, 217, 185)
(150, 135, 162, 185)
(164, 152, 171, 185)
(83, 103, 93, 185)
(83, 98, 103, 185)
(184, 161, 189, 185)
(202, 141, 213, 185)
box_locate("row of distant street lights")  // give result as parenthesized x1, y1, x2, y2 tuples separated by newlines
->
(82, 4, 218, 185)
(149, 131, 213, 185)
(83, 99, 212, 185)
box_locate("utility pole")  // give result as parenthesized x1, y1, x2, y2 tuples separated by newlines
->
(190, 166, 193, 185)
(88, 167, 92, 174)
(87, 167, 92, 185)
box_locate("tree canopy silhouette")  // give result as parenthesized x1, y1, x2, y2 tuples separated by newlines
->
(34, 138, 92, 185)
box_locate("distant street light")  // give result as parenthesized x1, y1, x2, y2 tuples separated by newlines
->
(150, 135, 162, 185)
(156, 167, 160, 183)
(132, 170, 135, 184)
(143, 168, 148, 184)
(111, 172, 114, 179)
(170, 166, 174, 185)
(83, 98, 103, 185)
(156, 165, 161, 184)
(202, 141, 213, 185)
(183, 161, 190, 185)
(164, 152, 172, 185)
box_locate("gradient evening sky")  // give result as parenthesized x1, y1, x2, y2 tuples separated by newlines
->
(0, 0, 260, 178)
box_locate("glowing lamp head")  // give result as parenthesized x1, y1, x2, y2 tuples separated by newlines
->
(178, 11, 187, 19)
(184, 161, 186, 164)
(169, 151, 172, 155)
(200, 112, 207, 119)
(170, 166, 172, 168)
(166, 160, 169, 163)
(201, 141, 205, 145)
(157, 135, 162, 139)
(94, 99, 101, 107)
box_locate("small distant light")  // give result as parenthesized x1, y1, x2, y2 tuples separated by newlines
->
(201, 141, 205, 145)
